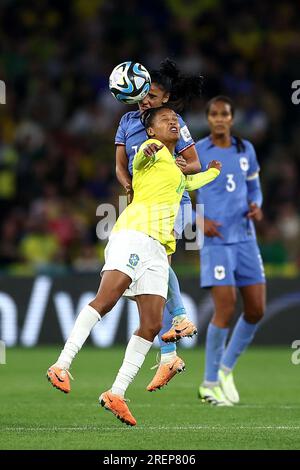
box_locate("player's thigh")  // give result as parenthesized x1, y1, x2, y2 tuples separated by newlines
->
(235, 240, 266, 288)
(211, 285, 237, 327)
(239, 283, 266, 323)
(136, 294, 165, 333)
(122, 235, 169, 301)
(91, 270, 131, 315)
(200, 244, 236, 288)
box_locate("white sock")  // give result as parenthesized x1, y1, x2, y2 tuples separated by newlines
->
(111, 335, 152, 397)
(160, 351, 177, 364)
(56, 305, 100, 370)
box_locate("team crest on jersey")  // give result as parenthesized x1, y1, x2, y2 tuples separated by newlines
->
(128, 253, 140, 267)
(239, 157, 249, 172)
(214, 265, 226, 280)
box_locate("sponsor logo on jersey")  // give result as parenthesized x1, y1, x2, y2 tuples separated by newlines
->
(180, 125, 192, 142)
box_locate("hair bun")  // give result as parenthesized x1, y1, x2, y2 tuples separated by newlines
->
(159, 58, 180, 80)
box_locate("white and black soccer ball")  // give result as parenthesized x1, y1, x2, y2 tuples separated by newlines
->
(109, 61, 151, 104)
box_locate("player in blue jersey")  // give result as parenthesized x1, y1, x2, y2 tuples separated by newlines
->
(115, 59, 203, 391)
(195, 96, 266, 405)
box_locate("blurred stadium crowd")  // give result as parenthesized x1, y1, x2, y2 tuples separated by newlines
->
(0, 0, 299, 275)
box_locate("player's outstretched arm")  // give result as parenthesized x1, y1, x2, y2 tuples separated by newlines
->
(185, 160, 221, 191)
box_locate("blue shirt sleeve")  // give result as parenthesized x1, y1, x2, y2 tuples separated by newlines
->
(175, 115, 194, 154)
(247, 177, 263, 208)
(246, 141, 260, 177)
(245, 140, 263, 207)
(115, 114, 128, 145)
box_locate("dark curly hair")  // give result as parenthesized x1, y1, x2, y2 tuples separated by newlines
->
(150, 58, 203, 113)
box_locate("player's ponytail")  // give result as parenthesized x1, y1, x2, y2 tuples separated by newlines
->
(233, 136, 246, 153)
(150, 58, 178, 94)
(170, 75, 204, 113)
(151, 58, 203, 113)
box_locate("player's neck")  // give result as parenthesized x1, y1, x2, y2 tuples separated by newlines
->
(211, 133, 231, 148)
(164, 142, 176, 155)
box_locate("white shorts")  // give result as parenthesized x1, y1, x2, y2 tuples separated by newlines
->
(101, 229, 169, 299)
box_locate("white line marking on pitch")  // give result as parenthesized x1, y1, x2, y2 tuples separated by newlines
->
(2, 425, 300, 432)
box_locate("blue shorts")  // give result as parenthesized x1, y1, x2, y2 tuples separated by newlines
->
(200, 240, 266, 288)
(174, 192, 192, 238)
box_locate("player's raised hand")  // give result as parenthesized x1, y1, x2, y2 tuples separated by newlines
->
(143, 143, 164, 158)
(208, 160, 222, 171)
(175, 156, 187, 172)
(247, 202, 263, 221)
(204, 218, 223, 238)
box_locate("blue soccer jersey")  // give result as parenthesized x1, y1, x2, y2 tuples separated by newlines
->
(115, 110, 195, 206)
(195, 136, 261, 245)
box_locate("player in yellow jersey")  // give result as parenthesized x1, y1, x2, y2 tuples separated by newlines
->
(46, 106, 221, 426)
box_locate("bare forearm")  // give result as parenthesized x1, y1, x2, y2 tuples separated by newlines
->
(181, 159, 201, 175)
(116, 165, 132, 189)
(180, 146, 202, 175)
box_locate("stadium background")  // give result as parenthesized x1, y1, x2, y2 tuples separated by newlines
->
(0, 0, 300, 452)
(0, 0, 299, 345)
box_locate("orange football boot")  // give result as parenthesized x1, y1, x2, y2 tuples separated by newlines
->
(46, 364, 73, 394)
(146, 356, 185, 391)
(161, 317, 197, 343)
(99, 391, 137, 426)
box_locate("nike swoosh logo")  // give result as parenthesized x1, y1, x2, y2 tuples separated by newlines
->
(54, 372, 65, 383)
(175, 326, 188, 333)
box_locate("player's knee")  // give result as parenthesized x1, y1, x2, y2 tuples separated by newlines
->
(141, 317, 162, 339)
(224, 305, 236, 318)
(90, 298, 116, 316)
(148, 320, 162, 338)
(244, 306, 264, 324)
(213, 305, 235, 328)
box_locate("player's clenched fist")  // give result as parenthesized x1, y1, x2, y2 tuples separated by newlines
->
(208, 160, 222, 171)
(175, 156, 187, 172)
(142, 143, 164, 157)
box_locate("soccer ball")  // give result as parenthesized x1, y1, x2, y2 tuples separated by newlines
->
(109, 61, 151, 104)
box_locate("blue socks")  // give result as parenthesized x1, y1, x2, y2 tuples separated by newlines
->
(203, 316, 259, 383)
(221, 316, 258, 370)
(158, 306, 176, 354)
(158, 266, 186, 355)
(166, 266, 186, 317)
(204, 323, 229, 383)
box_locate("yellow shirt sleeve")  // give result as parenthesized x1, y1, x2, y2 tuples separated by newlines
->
(133, 139, 163, 171)
(185, 168, 220, 191)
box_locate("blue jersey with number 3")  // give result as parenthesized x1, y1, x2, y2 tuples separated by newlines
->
(195, 136, 260, 245)
(115, 110, 195, 204)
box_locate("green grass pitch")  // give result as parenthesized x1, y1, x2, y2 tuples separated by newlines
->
(0, 346, 299, 450)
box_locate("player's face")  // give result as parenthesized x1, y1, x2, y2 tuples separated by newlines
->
(148, 109, 180, 142)
(138, 83, 170, 113)
(207, 101, 233, 136)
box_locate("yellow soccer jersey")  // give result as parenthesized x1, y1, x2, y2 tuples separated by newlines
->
(113, 139, 219, 254)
